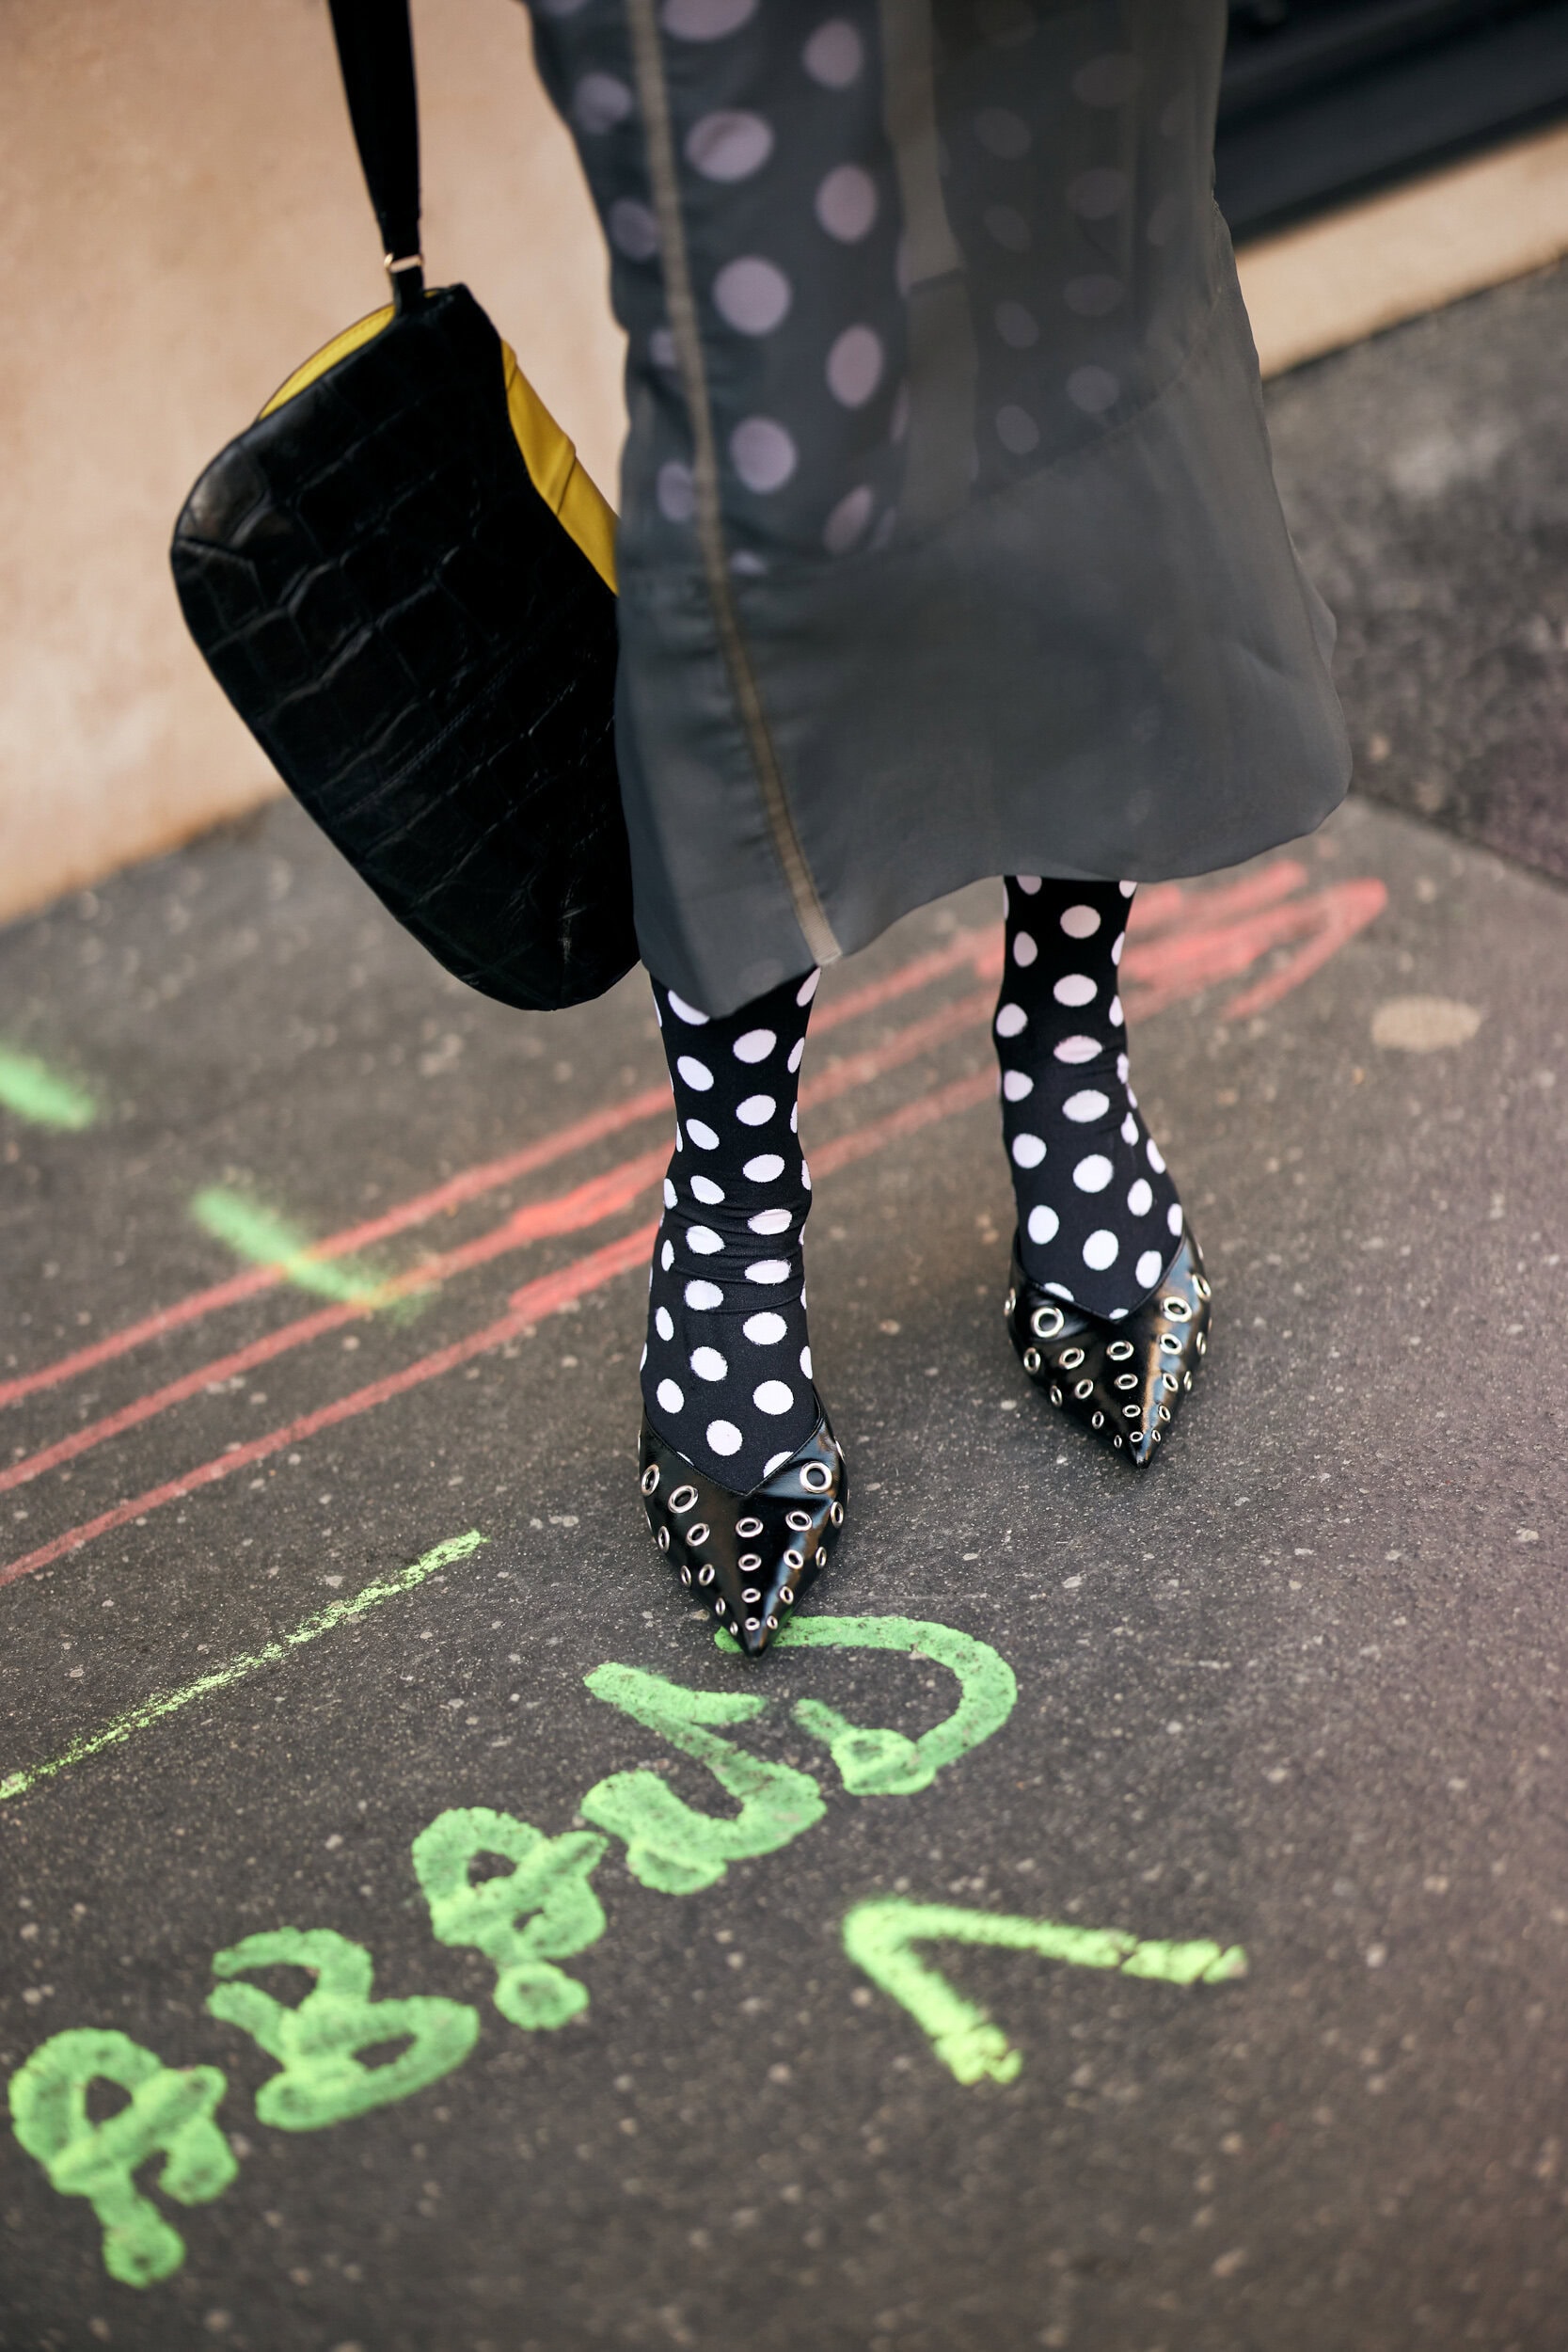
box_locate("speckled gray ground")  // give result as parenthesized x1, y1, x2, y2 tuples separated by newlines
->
(1268, 257, 1568, 884)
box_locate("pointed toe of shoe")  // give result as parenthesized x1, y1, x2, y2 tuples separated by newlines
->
(1006, 1229, 1212, 1467)
(638, 1404, 847, 1651)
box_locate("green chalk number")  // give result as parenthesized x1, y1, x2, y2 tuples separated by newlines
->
(206, 1928, 479, 2130)
(412, 1808, 610, 2029)
(581, 1664, 826, 1894)
(8, 2029, 236, 2287)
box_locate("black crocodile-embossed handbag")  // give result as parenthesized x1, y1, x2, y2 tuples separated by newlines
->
(169, 0, 638, 1012)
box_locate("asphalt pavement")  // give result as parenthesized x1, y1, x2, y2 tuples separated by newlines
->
(3, 273, 1568, 2352)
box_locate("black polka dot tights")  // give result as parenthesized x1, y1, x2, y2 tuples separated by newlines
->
(995, 875, 1185, 1319)
(642, 879, 1187, 1487)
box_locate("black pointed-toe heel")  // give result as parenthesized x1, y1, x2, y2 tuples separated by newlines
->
(1005, 1229, 1212, 1467)
(638, 1401, 847, 1656)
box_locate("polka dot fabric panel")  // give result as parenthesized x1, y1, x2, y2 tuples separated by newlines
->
(523, 1, 1350, 1018)
(641, 966, 820, 1489)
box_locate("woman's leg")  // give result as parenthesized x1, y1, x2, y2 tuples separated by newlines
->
(641, 966, 819, 1491)
(993, 877, 1185, 1318)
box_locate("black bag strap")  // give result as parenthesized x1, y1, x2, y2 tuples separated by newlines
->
(326, 0, 425, 312)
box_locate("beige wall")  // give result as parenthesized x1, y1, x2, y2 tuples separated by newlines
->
(0, 0, 624, 925)
(8, 5, 1568, 927)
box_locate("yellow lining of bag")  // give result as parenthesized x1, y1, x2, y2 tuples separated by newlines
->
(257, 301, 618, 594)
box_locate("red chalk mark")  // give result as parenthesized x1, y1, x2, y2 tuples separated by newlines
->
(1213, 879, 1388, 1021)
(1122, 874, 1386, 1023)
(0, 1073, 1002, 1589)
(0, 928, 1004, 1413)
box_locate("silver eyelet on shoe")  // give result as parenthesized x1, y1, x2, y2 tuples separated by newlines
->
(680, 1565, 691, 1584)
(1183, 1369, 1194, 1390)
(1195, 1275, 1212, 1301)
(1091, 1410, 1104, 1428)
(830, 1501, 845, 1527)
(1005, 1289, 1017, 1318)
(1114, 1372, 1138, 1391)
(714, 1600, 725, 1616)
(640, 1465, 660, 1495)
(698, 1565, 715, 1585)
(1114, 1434, 1123, 1447)
(1073, 1377, 1094, 1399)
(742, 1587, 762, 1604)
(738, 1551, 762, 1572)
(1122, 1403, 1141, 1419)
(669, 1484, 698, 1514)
(785, 1508, 812, 1532)
(1059, 1346, 1085, 1370)
(1162, 1298, 1193, 1323)
(657, 1527, 670, 1552)
(784, 1548, 804, 1572)
(1161, 1372, 1180, 1393)
(1050, 1385, 1064, 1406)
(1196, 1330, 1207, 1354)
(1159, 1405, 1171, 1422)
(1106, 1340, 1134, 1362)
(746, 1617, 761, 1630)
(1023, 1346, 1042, 1375)
(1159, 1331, 1182, 1354)
(779, 1586, 794, 1606)
(736, 1515, 764, 1539)
(685, 1522, 709, 1547)
(801, 1462, 832, 1492)
(1031, 1304, 1066, 1340)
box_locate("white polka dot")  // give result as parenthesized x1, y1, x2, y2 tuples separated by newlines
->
(657, 1377, 685, 1413)
(744, 1311, 787, 1343)
(1064, 1089, 1110, 1122)
(1148, 1136, 1167, 1172)
(984, 204, 1030, 254)
(1072, 52, 1140, 105)
(656, 1306, 674, 1341)
(1026, 1203, 1060, 1248)
(660, 1239, 674, 1271)
(686, 1279, 723, 1310)
(743, 1152, 784, 1182)
(571, 72, 634, 134)
(714, 256, 792, 334)
(749, 1208, 792, 1235)
(1053, 1035, 1101, 1064)
(797, 968, 820, 1005)
(731, 417, 797, 493)
(754, 1379, 795, 1416)
(666, 990, 708, 1024)
(639, 1343, 647, 1368)
(1012, 930, 1037, 966)
(1067, 167, 1129, 219)
(1067, 366, 1120, 416)
(1168, 1201, 1184, 1234)
(663, 1178, 677, 1209)
(823, 485, 875, 554)
(1002, 1069, 1034, 1101)
(1120, 1112, 1138, 1145)
(676, 1054, 714, 1090)
(733, 1027, 775, 1063)
(800, 1346, 814, 1380)
(995, 301, 1038, 351)
(1111, 932, 1125, 965)
(657, 460, 694, 522)
(1127, 1178, 1153, 1216)
(686, 108, 773, 181)
(688, 1226, 723, 1255)
(996, 405, 1039, 456)
(1118, 878, 1137, 898)
(1014, 873, 1042, 893)
(816, 163, 878, 241)
(706, 1418, 743, 1457)
(736, 1093, 775, 1125)
(1073, 1153, 1113, 1193)
(787, 1037, 805, 1073)
(731, 549, 767, 577)
(1059, 902, 1101, 938)
(1083, 1230, 1119, 1271)
(826, 325, 884, 407)
(1109, 994, 1124, 1026)
(746, 1260, 791, 1284)
(1053, 973, 1097, 1007)
(687, 1119, 719, 1150)
(802, 18, 863, 85)
(800, 1158, 812, 1189)
(995, 1002, 1028, 1039)
(691, 1174, 725, 1204)
(1064, 274, 1125, 318)
(663, 0, 754, 36)
(1045, 1281, 1074, 1301)
(690, 1345, 727, 1381)
(790, 1104, 799, 1132)
(975, 107, 1030, 159)
(1117, 1051, 1130, 1082)
(1011, 1133, 1046, 1169)
(1135, 1248, 1164, 1288)
(609, 199, 658, 260)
